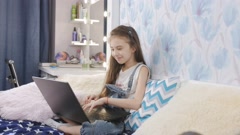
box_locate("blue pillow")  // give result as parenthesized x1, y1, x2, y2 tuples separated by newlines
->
(124, 76, 181, 131)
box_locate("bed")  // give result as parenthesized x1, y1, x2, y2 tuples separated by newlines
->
(0, 85, 63, 135)
(0, 73, 105, 135)
(1, 74, 240, 135)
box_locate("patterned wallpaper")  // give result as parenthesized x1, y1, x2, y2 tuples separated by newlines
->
(120, 0, 240, 86)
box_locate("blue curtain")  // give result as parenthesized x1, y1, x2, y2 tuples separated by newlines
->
(0, 0, 53, 90)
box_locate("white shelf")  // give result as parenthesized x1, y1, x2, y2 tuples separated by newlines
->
(39, 66, 106, 77)
(88, 0, 99, 4)
(72, 19, 99, 24)
(71, 41, 99, 46)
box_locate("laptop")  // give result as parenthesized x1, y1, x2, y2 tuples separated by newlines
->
(32, 76, 129, 124)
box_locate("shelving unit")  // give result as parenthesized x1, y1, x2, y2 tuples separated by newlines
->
(72, 18, 99, 24)
(71, 0, 100, 61)
(71, 41, 99, 46)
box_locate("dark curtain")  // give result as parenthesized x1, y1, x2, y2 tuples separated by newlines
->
(0, 0, 55, 90)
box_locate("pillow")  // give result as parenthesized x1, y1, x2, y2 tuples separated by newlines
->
(133, 80, 240, 135)
(0, 82, 55, 122)
(124, 76, 181, 131)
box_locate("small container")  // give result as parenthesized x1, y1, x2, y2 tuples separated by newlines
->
(56, 60, 66, 65)
(82, 58, 90, 69)
(81, 34, 87, 43)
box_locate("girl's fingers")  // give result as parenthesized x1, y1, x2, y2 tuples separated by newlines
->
(89, 100, 96, 112)
(83, 98, 105, 112)
(88, 106, 94, 112)
(84, 95, 95, 104)
(83, 100, 95, 111)
(83, 103, 90, 110)
(84, 99, 90, 104)
(84, 95, 94, 104)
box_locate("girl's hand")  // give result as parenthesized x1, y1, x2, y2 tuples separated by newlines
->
(83, 94, 99, 104)
(83, 97, 107, 112)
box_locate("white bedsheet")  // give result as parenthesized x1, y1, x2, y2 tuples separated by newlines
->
(0, 73, 105, 122)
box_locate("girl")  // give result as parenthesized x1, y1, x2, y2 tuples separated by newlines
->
(44, 25, 150, 135)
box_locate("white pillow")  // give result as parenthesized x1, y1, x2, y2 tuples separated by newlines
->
(0, 82, 54, 122)
(134, 80, 240, 135)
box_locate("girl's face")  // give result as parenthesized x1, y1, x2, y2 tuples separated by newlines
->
(110, 36, 136, 64)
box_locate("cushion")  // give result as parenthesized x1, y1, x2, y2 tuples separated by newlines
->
(124, 76, 181, 131)
(133, 80, 240, 135)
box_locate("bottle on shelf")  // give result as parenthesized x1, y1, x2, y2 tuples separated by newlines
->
(76, 49, 80, 62)
(72, 27, 78, 41)
(76, 2, 83, 19)
(77, 27, 82, 42)
(82, 8, 87, 20)
(79, 49, 84, 64)
(71, 5, 77, 20)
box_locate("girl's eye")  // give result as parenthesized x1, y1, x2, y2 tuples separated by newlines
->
(116, 47, 122, 50)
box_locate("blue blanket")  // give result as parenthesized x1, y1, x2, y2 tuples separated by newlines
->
(0, 117, 64, 135)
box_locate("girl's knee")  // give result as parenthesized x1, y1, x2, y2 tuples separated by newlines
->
(81, 120, 124, 135)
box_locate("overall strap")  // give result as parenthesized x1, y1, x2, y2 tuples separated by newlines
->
(126, 63, 143, 92)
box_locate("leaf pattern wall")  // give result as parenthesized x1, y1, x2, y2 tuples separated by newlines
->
(120, 0, 240, 86)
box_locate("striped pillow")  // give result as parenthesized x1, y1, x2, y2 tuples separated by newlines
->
(124, 76, 181, 131)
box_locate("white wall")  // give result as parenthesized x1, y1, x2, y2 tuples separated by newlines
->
(55, 0, 104, 59)
(106, 0, 120, 63)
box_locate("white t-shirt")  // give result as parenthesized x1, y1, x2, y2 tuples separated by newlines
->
(115, 63, 149, 99)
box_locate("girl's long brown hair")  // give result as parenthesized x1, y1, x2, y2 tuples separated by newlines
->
(99, 25, 146, 97)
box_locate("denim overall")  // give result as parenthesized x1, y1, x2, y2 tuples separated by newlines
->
(80, 64, 142, 135)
